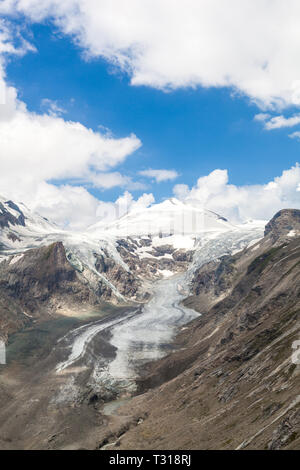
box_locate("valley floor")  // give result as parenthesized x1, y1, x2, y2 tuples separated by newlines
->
(0, 275, 198, 450)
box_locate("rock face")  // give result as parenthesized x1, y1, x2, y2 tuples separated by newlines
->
(115, 237, 192, 280)
(0, 242, 100, 337)
(0, 200, 25, 229)
(104, 209, 300, 450)
(264, 208, 300, 239)
(0, 239, 148, 338)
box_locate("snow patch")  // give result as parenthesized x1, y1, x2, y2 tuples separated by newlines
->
(287, 230, 297, 237)
(9, 254, 24, 264)
(158, 269, 174, 278)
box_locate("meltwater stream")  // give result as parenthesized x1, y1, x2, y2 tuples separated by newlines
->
(55, 274, 199, 397)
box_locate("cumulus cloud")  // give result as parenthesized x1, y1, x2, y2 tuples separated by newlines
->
(23, 182, 103, 230)
(173, 184, 190, 200)
(84, 172, 145, 190)
(3, 1, 300, 108)
(254, 113, 271, 122)
(0, 81, 141, 210)
(1, 177, 153, 230)
(0, 100, 141, 179)
(255, 113, 300, 130)
(139, 169, 179, 183)
(0, 18, 36, 58)
(94, 191, 155, 226)
(0, 97, 142, 226)
(0, 22, 144, 228)
(1, 4, 299, 229)
(289, 131, 300, 141)
(41, 98, 66, 117)
(174, 165, 300, 222)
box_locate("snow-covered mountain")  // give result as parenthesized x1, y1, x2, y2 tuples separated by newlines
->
(0, 194, 125, 279)
(88, 197, 234, 238)
(0, 194, 265, 264)
(88, 197, 265, 261)
(0, 193, 266, 339)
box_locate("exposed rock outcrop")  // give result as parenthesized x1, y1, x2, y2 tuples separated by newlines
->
(0, 201, 25, 229)
(0, 242, 117, 336)
(264, 208, 300, 240)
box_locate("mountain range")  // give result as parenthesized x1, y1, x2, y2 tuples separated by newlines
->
(0, 194, 299, 450)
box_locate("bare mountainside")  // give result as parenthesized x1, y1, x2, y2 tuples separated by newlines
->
(102, 209, 300, 450)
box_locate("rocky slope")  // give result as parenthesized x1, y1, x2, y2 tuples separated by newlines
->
(97, 209, 300, 450)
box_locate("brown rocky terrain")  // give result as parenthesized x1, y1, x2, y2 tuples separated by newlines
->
(115, 237, 193, 279)
(0, 200, 25, 229)
(94, 209, 300, 450)
(0, 242, 119, 340)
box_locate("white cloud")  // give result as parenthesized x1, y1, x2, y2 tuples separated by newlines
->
(0, 87, 141, 181)
(0, 18, 36, 58)
(25, 182, 103, 230)
(0, 18, 36, 104)
(0, 82, 142, 226)
(256, 113, 300, 130)
(139, 169, 179, 183)
(289, 131, 300, 141)
(115, 191, 155, 215)
(1, 177, 153, 230)
(83, 172, 146, 190)
(174, 165, 300, 222)
(0, 25, 143, 228)
(1, 4, 299, 229)
(41, 98, 66, 117)
(173, 184, 190, 200)
(3, 1, 300, 108)
(254, 113, 271, 122)
(95, 191, 155, 225)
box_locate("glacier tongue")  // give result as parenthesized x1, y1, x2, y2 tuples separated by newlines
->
(92, 273, 199, 394)
(92, 224, 265, 393)
(53, 222, 265, 400)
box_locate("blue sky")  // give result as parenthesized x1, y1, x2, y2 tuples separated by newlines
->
(6, 22, 300, 203)
(1, 1, 300, 228)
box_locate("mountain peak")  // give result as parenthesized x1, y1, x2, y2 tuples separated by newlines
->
(88, 198, 235, 238)
(264, 208, 300, 239)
